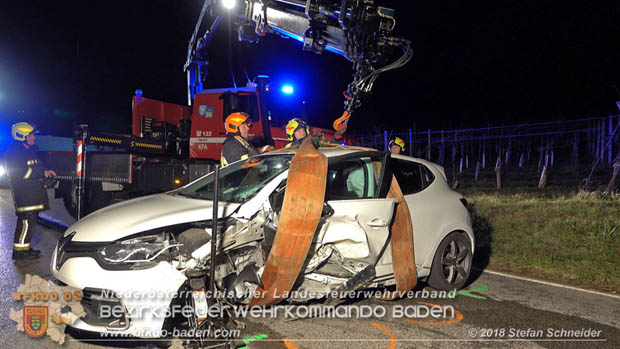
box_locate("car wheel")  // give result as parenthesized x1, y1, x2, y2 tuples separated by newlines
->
(427, 231, 472, 291)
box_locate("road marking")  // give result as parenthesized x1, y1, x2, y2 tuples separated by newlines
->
(283, 339, 298, 349)
(482, 269, 620, 300)
(240, 333, 268, 348)
(455, 282, 488, 299)
(370, 323, 395, 349)
(399, 302, 464, 325)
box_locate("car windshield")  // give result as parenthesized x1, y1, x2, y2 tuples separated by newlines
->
(175, 154, 292, 203)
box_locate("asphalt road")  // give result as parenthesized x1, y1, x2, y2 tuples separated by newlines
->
(0, 188, 618, 348)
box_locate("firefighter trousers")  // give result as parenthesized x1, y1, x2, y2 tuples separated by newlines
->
(13, 212, 38, 251)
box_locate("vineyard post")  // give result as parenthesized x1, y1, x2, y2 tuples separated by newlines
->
(538, 138, 544, 173)
(609, 115, 613, 163)
(550, 143, 554, 167)
(572, 132, 579, 170)
(427, 129, 431, 160)
(603, 160, 619, 195)
(409, 128, 413, 157)
(538, 150, 550, 189)
(495, 154, 502, 190)
(440, 130, 444, 164)
(384, 130, 388, 152)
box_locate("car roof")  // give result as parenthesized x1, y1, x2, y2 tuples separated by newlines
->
(391, 153, 439, 167)
(266, 144, 378, 158)
(261, 145, 447, 180)
(268, 144, 436, 164)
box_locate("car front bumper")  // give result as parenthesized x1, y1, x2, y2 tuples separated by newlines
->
(51, 247, 187, 338)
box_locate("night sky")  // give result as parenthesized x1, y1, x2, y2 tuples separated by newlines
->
(1, 1, 619, 138)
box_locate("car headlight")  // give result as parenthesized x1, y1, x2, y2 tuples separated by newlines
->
(0, 164, 5, 177)
(96, 234, 181, 270)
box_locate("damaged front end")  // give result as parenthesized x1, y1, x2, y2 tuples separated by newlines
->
(55, 140, 418, 347)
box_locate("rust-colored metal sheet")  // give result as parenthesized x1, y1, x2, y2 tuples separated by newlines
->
(384, 175, 417, 298)
(250, 138, 328, 306)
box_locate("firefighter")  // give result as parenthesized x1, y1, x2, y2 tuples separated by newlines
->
(389, 136, 406, 155)
(4, 122, 56, 260)
(284, 118, 311, 148)
(220, 112, 259, 166)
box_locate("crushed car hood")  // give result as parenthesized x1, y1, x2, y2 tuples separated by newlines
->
(66, 193, 240, 242)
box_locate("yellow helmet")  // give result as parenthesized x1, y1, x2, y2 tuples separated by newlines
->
(11, 122, 36, 141)
(225, 112, 252, 133)
(388, 136, 406, 152)
(285, 118, 309, 141)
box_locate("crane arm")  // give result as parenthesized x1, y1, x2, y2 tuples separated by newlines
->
(184, 0, 412, 134)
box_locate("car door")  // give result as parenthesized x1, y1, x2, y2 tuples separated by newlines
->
(390, 157, 438, 268)
(322, 153, 395, 267)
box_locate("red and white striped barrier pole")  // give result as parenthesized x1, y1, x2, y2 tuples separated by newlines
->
(74, 125, 88, 219)
(76, 140, 83, 178)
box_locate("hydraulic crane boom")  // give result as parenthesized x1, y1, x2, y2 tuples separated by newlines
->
(184, 0, 412, 136)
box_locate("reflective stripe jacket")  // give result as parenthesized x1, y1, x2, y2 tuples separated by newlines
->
(221, 134, 258, 166)
(4, 142, 49, 214)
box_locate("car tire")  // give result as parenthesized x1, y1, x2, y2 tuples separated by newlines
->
(427, 231, 472, 291)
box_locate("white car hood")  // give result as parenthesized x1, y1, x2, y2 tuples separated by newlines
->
(67, 193, 240, 242)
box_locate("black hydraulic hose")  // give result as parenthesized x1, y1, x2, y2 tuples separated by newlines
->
(209, 164, 220, 302)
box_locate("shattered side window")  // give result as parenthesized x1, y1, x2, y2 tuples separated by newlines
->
(326, 157, 380, 200)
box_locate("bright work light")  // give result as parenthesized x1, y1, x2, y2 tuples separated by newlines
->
(222, 0, 236, 10)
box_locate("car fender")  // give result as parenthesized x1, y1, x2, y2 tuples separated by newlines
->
(421, 221, 475, 269)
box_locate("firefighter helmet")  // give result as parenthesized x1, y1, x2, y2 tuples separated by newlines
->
(388, 136, 406, 152)
(285, 118, 310, 141)
(225, 112, 252, 133)
(11, 122, 36, 141)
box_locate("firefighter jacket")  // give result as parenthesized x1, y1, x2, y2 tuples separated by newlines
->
(284, 135, 320, 149)
(220, 134, 258, 166)
(4, 142, 49, 214)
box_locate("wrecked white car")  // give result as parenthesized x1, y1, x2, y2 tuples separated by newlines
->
(51, 144, 474, 339)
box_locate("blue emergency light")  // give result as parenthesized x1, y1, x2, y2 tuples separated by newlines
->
(281, 85, 294, 95)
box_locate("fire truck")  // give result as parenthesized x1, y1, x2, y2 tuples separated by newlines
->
(43, 0, 411, 217)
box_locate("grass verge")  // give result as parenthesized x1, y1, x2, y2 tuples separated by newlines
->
(461, 187, 620, 293)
